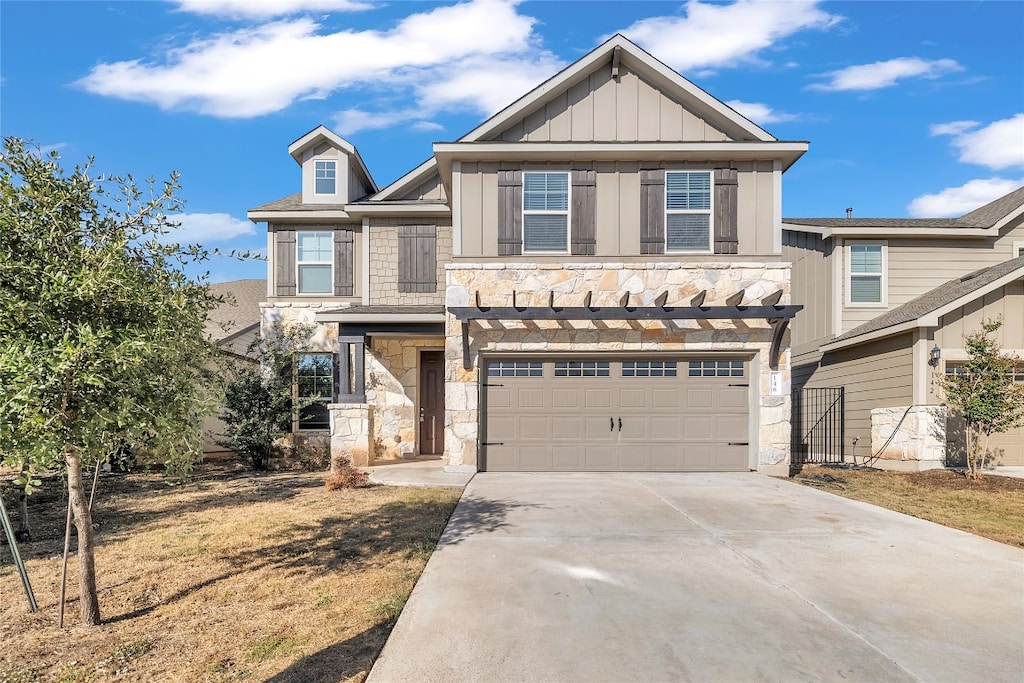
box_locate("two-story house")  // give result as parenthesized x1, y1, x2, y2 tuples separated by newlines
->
(784, 189, 1024, 469)
(248, 34, 809, 475)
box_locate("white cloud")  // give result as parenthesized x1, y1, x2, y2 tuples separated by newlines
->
(411, 121, 444, 133)
(333, 108, 425, 134)
(725, 100, 799, 125)
(809, 57, 962, 91)
(615, 0, 840, 73)
(176, 0, 372, 18)
(416, 53, 565, 115)
(166, 213, 255, 243)
(77, 0, 542, 118)
(931, 114, 1024, 171)
(907, 178, 1024, 217)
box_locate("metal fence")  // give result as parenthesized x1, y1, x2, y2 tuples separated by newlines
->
(791, 387, 845, 464)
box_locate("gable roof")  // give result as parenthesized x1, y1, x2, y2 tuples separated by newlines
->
(206, 279, 266, 356)
(288, 125, 379, 194)
(821, 256, 1024, 351)
(784, 185, 1024, 237)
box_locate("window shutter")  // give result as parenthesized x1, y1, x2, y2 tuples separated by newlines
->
(333, 229, 354, 296)
(275, 228, 296, 296)
(398, 224, 437, 293)
(714, 168, 738, 254)
(640, 169, 665, 254)
(570, 169, 596, 255)
(497, 170, 523, 256)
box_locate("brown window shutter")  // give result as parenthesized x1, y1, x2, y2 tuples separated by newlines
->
(714, 168, 738, 254)
(570, 169, 596, 255)
(333, 229, 354, 296)
(275, 228, 296, 296)
(398, 224, 437, 293)
(640, 169, 665, 254)
(497, 169, 523, 256)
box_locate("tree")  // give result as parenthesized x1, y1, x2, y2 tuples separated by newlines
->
(0, 138, 222, 624)
(218, 325, 316, 470)
(938, 320, 1024, 479)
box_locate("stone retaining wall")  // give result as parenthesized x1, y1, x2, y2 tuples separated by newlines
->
(870, 405, 947, 471)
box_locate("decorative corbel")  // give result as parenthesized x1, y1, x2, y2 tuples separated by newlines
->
(690, 290, 707, 307)
(654, 291, 669, 307)
(768, 318, 790, 371)
(761, 290, 783, 307)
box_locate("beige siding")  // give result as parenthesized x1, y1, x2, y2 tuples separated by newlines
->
(842, 217, 1024, 332)
(936, 278, 1024, 354)
(493, 65, 733, 143)
(784, 230, 835, 355)
(368, 218, 452, 306)
(797, 334, 915, 459)
(393, 172, 447, 202)
(461, 160, 775, 257)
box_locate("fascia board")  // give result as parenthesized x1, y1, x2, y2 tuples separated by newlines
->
(344, 203, 451, 216)
(247, 210, 351, 221)
(314, 312, 446, 323)
(782, 223, 994, 239)
(919, 268, 1024, 326)
(991, 203, 1024, 232)
(819, 320, 920, 353)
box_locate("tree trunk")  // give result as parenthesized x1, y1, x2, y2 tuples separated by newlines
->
(65, 450, 101, 625)
(16, 490, 31, 542)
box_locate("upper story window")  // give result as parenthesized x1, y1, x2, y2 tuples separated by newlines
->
(665, 171, 712, 252)
(523, 171, 569, 252)
(847, 243, 886, 306)
(315, 160, 336, 195)
(296, 231, 333, 294)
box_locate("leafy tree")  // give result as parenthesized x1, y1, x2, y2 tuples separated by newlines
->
(939, 320, 1024, 479)
(0, 138, 222, 624)
(219, 325, 317, 470)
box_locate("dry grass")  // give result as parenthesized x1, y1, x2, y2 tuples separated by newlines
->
(792, 465, 1024, 547)
(0, 462, 462, 682)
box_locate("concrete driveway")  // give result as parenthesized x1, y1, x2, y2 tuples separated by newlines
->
(368, 473, 1024, 682)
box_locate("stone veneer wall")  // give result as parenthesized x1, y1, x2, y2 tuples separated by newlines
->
(443, 262, 794, 474)
(870, 405, 947, 471)
(366, 337, 445, 460)
(368, 219, 452, 306)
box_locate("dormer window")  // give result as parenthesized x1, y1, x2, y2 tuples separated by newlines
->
(315, 160, 336, 195)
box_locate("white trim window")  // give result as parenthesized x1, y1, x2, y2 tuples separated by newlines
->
(846, 242, 886, 306)
(296, 231, 334, 294)
(1014, 241, 1024, 258)
(523, 171, 569, 252)
(315, 160, 337, 195)
(665, 170, 712, 252)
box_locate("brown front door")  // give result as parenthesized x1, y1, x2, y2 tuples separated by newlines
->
(419, 351, 445, 455)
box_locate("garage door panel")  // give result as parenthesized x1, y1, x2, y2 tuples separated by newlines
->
(484, 357, 751, 472)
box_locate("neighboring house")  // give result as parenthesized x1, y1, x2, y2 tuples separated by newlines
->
(784, 189, 1024, 469)
(248, 34, 810, 474)
(203, 278, 266, 454)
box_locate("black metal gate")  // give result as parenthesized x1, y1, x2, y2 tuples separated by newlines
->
(791, 387, 845, 464)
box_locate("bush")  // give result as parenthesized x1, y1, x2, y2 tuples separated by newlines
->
(324, 457, 369, 490)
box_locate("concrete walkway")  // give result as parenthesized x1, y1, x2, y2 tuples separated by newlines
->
(369, 472, 1024, 683)
(363, 457, 474, 488)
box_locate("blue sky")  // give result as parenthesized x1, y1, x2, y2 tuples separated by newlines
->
(2, 0, 1022, 283)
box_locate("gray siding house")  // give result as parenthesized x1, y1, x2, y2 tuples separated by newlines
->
(247, 35, 807, 475)
(784, 188, 1024, 469)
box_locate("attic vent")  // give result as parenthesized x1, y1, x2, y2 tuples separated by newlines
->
(959, 271, 981, 282)
(611, 46, 621, 82)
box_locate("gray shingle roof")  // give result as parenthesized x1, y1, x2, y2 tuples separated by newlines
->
(205, 279, 266, 341)
(832, 256, 1024, 344)
(785, 185, 1024, 230)
(249, 193, 349, 212)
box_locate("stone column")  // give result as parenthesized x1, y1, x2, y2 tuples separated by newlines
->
(329, 403, 373, 467)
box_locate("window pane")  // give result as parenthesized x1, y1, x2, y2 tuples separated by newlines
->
(315, 161, 336, 194)
(666, 214, 710, 251)
(850, 275, 881, 303)
(666, 172, 711, 210)
(850, 245, 882, 273)
(523, 215, 568, 252)
(523, 172, 568, 211)
(298, 232, 332, 261)
(299, 402, 330, 430)
(298, 264, 332, 293)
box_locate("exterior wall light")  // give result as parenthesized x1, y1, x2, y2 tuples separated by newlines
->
(929, 344, 941, 367)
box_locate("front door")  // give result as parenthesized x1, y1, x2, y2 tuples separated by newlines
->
(419, 351, 445, 455)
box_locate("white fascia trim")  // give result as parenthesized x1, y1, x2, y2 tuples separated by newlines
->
(248, 210, 350, 221)
(782, 222, 994, 239)
(314, 312, 446, 323)
(458, 34, 774, 144)
(372, 158, 438, 201)
(819, 320, 919, 353)
(452, 161, 462, 257)
(772, 160, 782, 254)
(434, 141, 807, 158)
(361, 217, 370, 306)
(991, 202, 1024, 232)
(343, 203, 450, 216)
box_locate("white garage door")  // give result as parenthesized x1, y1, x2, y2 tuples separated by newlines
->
(483, 357, 751, 472)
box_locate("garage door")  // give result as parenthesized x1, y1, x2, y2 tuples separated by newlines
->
(483, 358, 750, 472)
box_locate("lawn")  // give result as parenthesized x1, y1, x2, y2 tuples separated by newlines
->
(791, 465, 1024, 547)
(0, 462, 462, 682)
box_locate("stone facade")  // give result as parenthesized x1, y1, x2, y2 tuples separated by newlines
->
(444, 262, 794, 474)
(368, 220, 452, 306)
(260, 302, 338, 352)
(366, 337, 445, 460)
(329, 403, 371, 466)
(870, 405, 948, 471)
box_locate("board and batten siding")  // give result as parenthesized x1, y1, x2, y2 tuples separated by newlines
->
(368, 217, 452, 306)
(797, 333, 915, 460)
(394, 172, 447, 202)
(842, 219, 1024, 332)
(492, 64, 735, 144)
(783, 230, 835, 356)
(457, 161, 777, 257)
(935, 278, 1024, 355)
